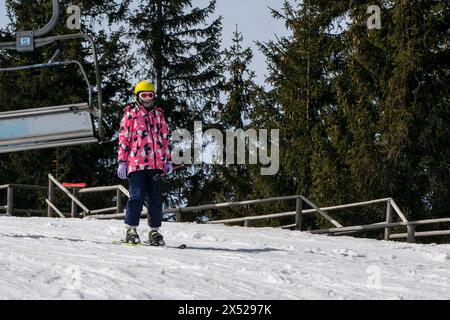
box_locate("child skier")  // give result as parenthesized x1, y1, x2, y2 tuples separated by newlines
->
(117, 80, 173, 246)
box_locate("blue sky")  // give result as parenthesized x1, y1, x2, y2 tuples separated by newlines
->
(0, 0, 293, 85)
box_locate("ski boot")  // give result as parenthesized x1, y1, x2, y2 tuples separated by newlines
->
(148, 229, 165, 247)
(124, 226, 141, 245)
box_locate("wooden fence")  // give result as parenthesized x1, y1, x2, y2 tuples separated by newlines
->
(1, 176, 131, 218)
(75, 192, 450, 244)
(2, 176, 449, 244)
(0, 184, 48, 216)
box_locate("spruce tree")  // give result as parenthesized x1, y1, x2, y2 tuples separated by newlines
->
(380, 0, 450, 222)
(330, 1, 390, 226)
(221, 26, 256, 129)
(206, 26, 257, 221)
(256, 0, 344, 228)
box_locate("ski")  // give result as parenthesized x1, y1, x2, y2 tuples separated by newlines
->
(112, 240, 187, 249)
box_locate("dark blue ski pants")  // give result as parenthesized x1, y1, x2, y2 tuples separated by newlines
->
(125, 169, 163, 228)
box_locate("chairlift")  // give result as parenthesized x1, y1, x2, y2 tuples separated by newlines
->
(0, 0, 104, 153)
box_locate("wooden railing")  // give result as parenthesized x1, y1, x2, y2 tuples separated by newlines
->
(85, 194, 449, 243)
(0, 184, 48, 216)
(47, 174, 90, 218)
(84, 194, 342, 229)
(210, 197, 389, 224)
(206, 197, 406, 237)
(47, 174, 134, 218)
(1, 176, 136, 219)
(86, 194, 368, 234)
(310, 217, 450, 243)
(78, 184, 144, 216)
(2, 179, 449, 244)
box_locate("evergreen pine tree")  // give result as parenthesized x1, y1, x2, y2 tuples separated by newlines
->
(206, 26, 257, 221)
(256, 0, 344, 228)
(380, 0, 450, 222)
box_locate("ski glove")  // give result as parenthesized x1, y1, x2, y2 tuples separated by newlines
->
(117, 162, 128, 180)
(164, 161, 173, 175)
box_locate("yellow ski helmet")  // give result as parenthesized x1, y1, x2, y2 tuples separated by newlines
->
(134, 80, 155, 94)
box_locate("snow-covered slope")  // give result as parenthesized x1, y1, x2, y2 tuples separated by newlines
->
(0, 216, 449, 300)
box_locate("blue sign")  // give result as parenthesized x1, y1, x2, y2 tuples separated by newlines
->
(20, 37, 31, 46)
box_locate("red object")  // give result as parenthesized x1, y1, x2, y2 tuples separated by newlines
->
(63, 183, 87, 188)
(139, 92, 154, 99)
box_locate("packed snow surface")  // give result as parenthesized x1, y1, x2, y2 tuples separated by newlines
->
(0, 216, 449, 300)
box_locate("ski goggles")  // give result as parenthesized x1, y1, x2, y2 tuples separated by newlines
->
(139, 92, 155, 100)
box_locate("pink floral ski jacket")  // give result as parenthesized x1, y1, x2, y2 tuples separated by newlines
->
(118, 103, 172, 174)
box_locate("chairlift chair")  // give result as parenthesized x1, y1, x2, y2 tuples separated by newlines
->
(0, 0, 104, 153)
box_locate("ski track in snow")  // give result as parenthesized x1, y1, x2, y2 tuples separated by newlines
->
(0, 216, 449, 300)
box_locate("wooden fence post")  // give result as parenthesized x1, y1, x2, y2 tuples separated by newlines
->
(295, 197, 303, 231)
(244, 219, 251, 227)
(48, 180, 54, 218)
(71, 188, 78, 218)
(48, 174, 89, 216)
(384, 200, 393, 240)
(6, 186, 14, 216)
(407, 225, 416, 243)
(116, 189, 123, 214)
